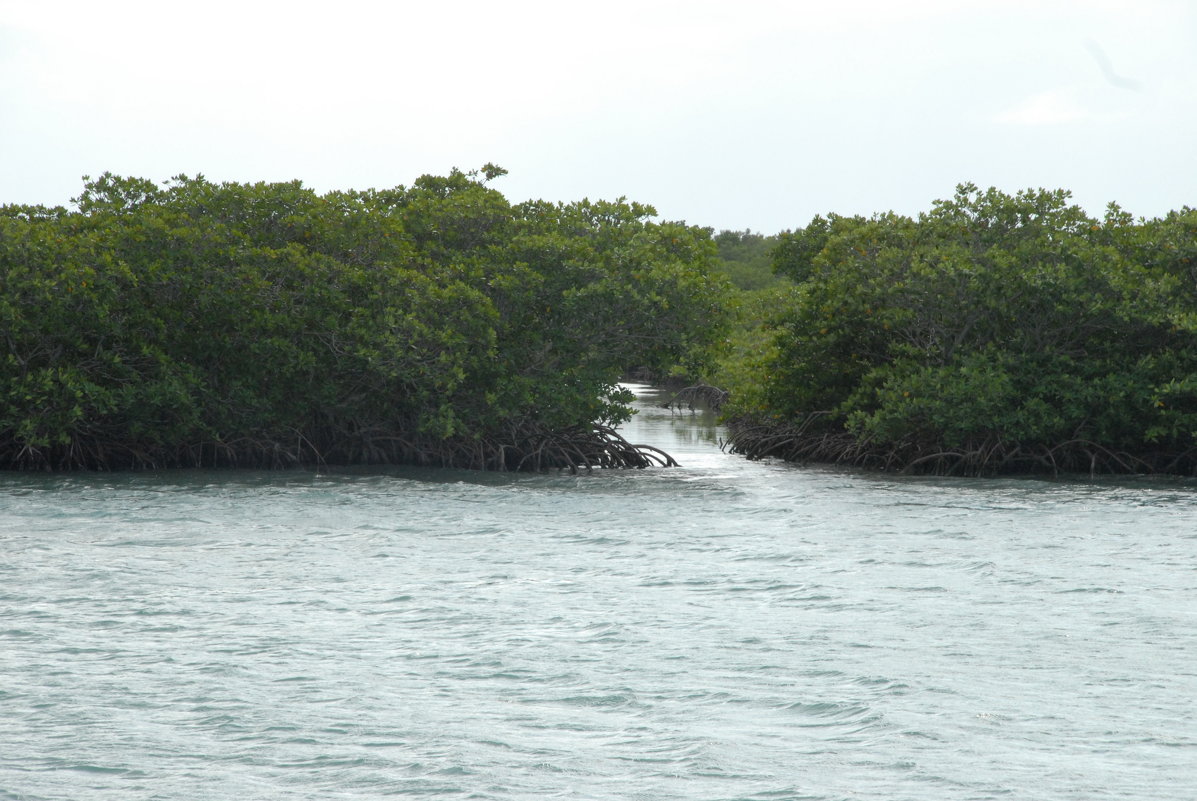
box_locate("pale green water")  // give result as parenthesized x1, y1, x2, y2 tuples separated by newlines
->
(1, 384, 1195, 800)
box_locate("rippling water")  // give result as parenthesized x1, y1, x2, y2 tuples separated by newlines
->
(2, 384, 1195, 800)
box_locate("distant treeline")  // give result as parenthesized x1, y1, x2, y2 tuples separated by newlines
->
(711, 229, 785, 291)
(719, 184, 1197, 476)
(0, 168, 729, 470)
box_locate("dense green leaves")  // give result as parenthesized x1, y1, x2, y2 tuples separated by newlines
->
(712, 230, 786, 291)
(725, 185, 1197, 475)
(0, 170, 730, 469)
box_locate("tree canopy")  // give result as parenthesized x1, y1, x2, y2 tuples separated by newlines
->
(0, 169, 730, 470)
(724, 184, 1197, 476)
(711, 229, 786, 291)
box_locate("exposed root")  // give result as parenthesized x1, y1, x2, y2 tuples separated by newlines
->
(723, 415, 1197, 477)
(0, 420, 679, 473)
(660, 383, 730, 412)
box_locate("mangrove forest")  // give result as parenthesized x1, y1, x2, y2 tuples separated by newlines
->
(720, 184, 1197, 476)
(4, 172, 1197, 476)
(0, 168, 729, 470)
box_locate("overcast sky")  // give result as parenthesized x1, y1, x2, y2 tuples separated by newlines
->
(2, 0, 1194, 232)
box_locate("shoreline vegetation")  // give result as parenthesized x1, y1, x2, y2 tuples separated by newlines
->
(0, 168, 726, 471)
(5, 171, 1197, 477)
(723, 417, 1197, 477)
(715, 184, 1197, 477)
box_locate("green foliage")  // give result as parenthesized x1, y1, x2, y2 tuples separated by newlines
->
(705, 284, 788, 410)
(711, 229, 787, 291)
(726, 184, 1197, 475)
(0, 170, 730, 469)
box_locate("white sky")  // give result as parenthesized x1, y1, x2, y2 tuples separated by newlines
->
(1, 0, 1194, 232)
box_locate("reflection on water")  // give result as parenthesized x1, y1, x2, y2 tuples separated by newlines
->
(619, 382, 724, 461)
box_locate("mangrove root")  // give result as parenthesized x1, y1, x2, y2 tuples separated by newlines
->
(660, 383, 730, 412)
(0, 419, 679, 473)
(722, 415, 1197, 477)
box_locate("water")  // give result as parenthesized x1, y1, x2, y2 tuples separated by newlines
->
(2, 384, 1195, 801)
